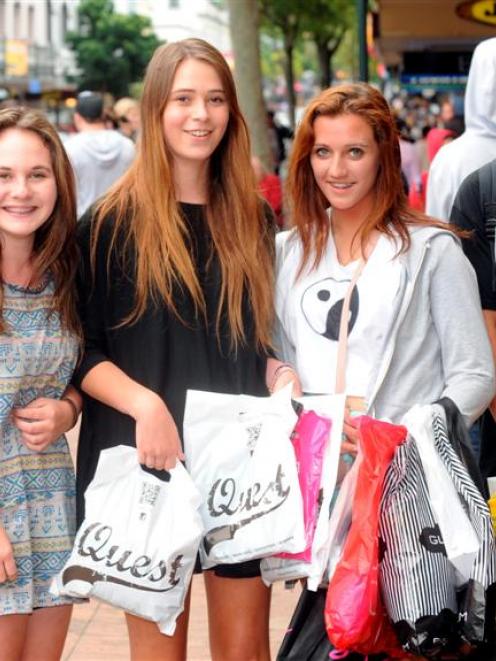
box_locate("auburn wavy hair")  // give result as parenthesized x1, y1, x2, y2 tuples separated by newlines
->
(286, 82, 453, 273)
(92, 38, 273, 350)
(0, 107, 79, 335)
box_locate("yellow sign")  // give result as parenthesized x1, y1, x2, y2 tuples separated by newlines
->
(5, 40, 29, 77)
(457, 0, 496, 25)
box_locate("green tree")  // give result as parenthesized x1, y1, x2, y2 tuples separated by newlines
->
(302, 0, 354, 89)
(66, 0, 161, 97)
(259, 0, 307, 129)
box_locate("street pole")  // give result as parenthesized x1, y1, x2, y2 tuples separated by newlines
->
(357, 0, 368, 82)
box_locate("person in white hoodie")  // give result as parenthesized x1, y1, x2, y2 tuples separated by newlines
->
(426, 37, 496, 220)
(65, 92, 135, 218)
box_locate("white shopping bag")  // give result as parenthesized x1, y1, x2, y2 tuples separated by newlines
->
(261, 394, 345, 590)
(403, 405, 480, 585)
(51, 445, 204, 636)
(183, 385, 305, 568)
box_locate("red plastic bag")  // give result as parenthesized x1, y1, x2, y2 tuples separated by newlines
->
(325, 416, 406, 656)
(278, 409, 330, 562)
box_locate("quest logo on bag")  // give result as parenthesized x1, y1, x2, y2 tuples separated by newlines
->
(62, 522, 185, 593)
(203, 464, 291, 555)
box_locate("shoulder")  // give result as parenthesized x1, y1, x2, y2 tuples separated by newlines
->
(275, 229, 300, 263)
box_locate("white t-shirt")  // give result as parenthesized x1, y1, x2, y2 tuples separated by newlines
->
(275, 231, 401, 401)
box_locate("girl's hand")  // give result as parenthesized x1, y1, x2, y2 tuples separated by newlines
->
(12, 398, 77, 452)
(0, 526, 17, 583)
(131, 391, 184, 471)
(341, 410, 359, 455)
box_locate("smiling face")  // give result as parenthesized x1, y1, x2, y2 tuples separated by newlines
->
(161, 57, 230, 170)
(310, 113, 380, 225)
(0, 128, 57, 248)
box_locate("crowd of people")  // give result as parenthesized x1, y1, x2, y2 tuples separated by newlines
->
(0, 33, 495, 661)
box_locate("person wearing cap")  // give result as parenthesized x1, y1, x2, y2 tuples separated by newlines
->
(65, 91, 135, 218)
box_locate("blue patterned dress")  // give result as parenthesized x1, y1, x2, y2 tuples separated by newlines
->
(0, 278, 78, 614)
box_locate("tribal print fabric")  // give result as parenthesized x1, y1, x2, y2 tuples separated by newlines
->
(0, 279, 78, 614)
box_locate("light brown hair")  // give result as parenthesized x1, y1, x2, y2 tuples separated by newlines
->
(0, 107, 79, 334)
(92, 38, 273, 350)
(287, 82, 453, 273)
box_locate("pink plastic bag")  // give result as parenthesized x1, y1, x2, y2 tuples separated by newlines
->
(278, 410, 330, 562)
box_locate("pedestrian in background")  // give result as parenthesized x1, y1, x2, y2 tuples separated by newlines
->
(65, 91, 135, 218)
(0, 107, 82, 660)
(426, 37, 496, 220)
(73, 38, 285, 661)
(113, 97, 141, 142)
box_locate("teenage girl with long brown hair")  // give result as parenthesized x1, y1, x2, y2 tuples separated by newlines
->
(73, 38, 289, 661)
(0, 107, 82, 660)
(274, 83, 494, 659)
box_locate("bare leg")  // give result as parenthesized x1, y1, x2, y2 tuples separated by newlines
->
(125, 587, 191, 661)
(22, 604, 73, 661)
(0, 614, 29, 661)
(204, 571, 271, 661)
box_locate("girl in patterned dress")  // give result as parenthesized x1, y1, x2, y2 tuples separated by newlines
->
(0, 108, 82, 660)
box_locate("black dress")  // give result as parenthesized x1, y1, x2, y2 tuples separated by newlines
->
(74, 203, 272, 575)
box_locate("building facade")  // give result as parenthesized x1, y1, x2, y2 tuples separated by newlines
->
(0, 0, 79, 103)
(113, 0, 231, 57)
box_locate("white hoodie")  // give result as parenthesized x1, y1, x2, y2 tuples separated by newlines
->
(426, 38, 496, 221)
(65, 129, 135, 218)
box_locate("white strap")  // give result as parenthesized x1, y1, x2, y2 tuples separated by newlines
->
(334, 259, 365, 395)
(334, 233, 379, 395)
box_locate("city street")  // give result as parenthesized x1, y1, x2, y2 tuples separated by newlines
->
(63, 425, 300, 660)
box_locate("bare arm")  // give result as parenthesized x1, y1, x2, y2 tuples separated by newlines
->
(80, 361, 184, 471)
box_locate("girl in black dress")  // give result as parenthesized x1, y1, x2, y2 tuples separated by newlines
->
(74, 39, 291, 660)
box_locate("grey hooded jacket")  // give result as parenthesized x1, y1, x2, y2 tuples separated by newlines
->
(275, 225, 494, 426)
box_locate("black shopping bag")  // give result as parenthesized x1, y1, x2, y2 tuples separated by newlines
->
(277, 588, 332, 661)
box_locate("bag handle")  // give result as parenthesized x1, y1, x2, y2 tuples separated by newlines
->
(334, 233, 379, 395)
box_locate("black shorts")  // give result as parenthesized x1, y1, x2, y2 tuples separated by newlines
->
(194, 556, 261, 579)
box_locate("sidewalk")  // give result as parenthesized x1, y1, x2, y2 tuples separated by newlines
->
(62, 578, 300, 660)
(63, 426, 301, 659)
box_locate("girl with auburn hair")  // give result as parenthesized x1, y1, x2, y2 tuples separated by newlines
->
(74, 38, 288, 660)
(275, 81, 493, 492)
(0, 107, 82, 659)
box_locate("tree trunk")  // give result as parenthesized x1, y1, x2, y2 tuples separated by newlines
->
(283, 40, 296, 130)
(317, 42, 332, 89)
(227, 0, 271, 170)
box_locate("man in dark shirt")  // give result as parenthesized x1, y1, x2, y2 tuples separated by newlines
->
(450, 159, 496, 477)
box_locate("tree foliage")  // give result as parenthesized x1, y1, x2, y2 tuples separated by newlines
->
(66, 0, 161, 97)
(259, 0, 307, 128)
(259, 0, 355, 118)
(301, 0, 354, 88)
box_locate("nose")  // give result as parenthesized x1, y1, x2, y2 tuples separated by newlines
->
(329, 154, 347, 179)
(191, 98, 208, 121)
(12, 177, 30, 198)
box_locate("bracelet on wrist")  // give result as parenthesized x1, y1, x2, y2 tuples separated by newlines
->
(268, 363, 295, 394)
(61, 396, 79, 429)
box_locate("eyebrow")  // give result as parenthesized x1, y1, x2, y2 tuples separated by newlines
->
(314, 141, 369, 148)
(171, 87, 225, 94)
(0, 165, 52, 171)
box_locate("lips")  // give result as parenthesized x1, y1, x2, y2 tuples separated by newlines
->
(185, 130, 212, 138)
(3, 206, 37, 215)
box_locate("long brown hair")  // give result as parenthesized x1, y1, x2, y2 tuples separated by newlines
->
(287, 82, 453, 273)
(92, 38, 273, 350)
(0, 107, 79, 334)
